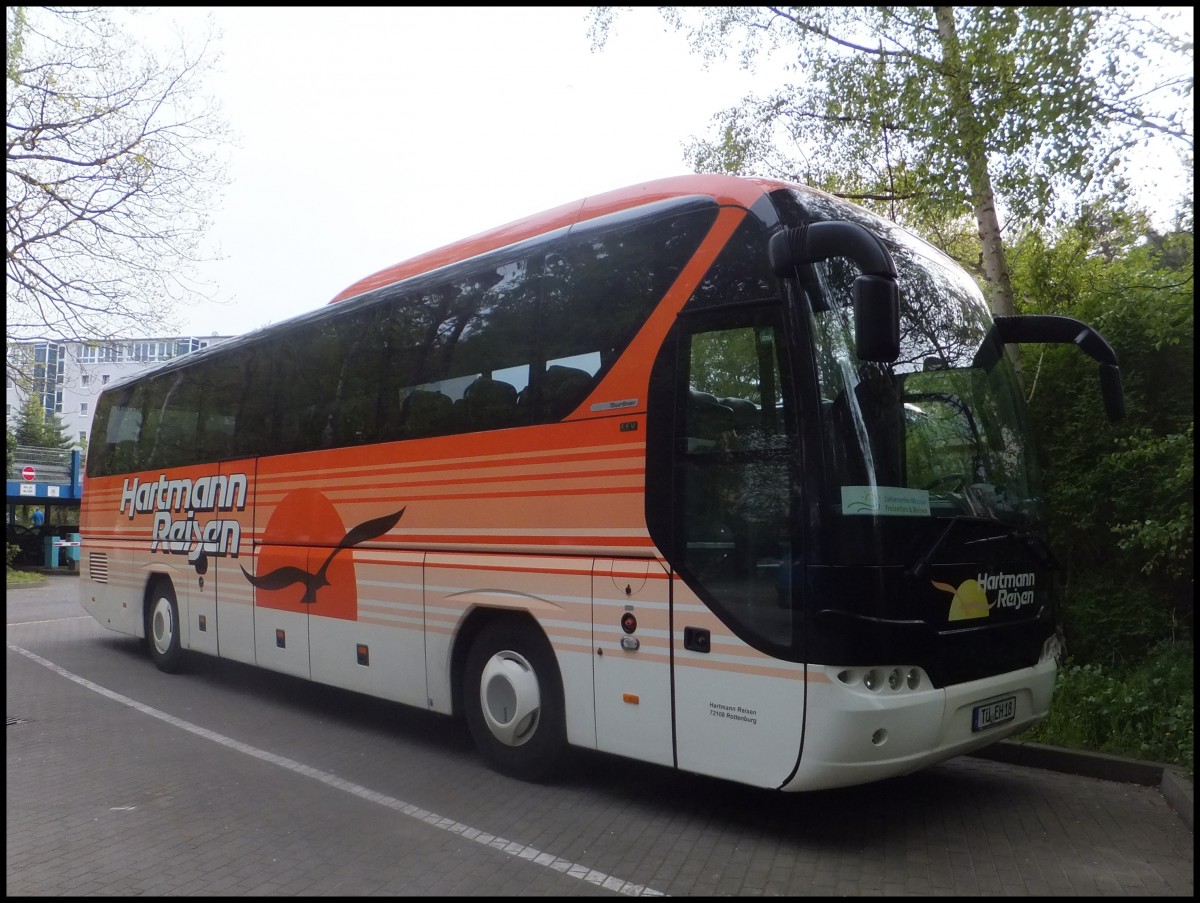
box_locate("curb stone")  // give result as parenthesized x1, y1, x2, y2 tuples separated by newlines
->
(972, 739, 1193, 831)
(1162, 768, 1194, 832)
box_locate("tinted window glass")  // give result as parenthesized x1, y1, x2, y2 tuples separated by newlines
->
(687, 213, 777, 310)
(87, 203, 720, 475)
(678, 315, 798, 653)
(266, 305, 377, 454)
(87, 383, 144, 476)
(393, 255, 540, 438)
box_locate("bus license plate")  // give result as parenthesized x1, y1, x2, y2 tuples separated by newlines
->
(972, 696, 1016, 732)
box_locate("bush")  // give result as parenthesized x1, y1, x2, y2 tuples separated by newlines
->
(1023, 641, 1194, 774)
(1058, 573, 1181, 667)
(1012, 218, 1194, 669)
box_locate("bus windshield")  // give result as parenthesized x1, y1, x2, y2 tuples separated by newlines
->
(789, 191, 1041, 529)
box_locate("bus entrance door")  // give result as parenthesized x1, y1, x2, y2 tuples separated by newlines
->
(592, 558, 675, 767)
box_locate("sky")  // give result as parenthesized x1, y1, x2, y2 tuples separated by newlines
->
(130, 7, 1191, 340)
(148, 7, 779, 338)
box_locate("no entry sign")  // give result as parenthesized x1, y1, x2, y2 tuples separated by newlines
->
(22, 466, 36, 481)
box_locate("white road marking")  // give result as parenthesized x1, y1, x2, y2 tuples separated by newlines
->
(8, 640, 664, 897)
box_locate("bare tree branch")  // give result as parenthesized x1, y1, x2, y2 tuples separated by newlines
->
(6, 6, 231, 385)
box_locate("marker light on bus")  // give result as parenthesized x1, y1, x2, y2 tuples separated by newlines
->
(837, 666, 926, 693)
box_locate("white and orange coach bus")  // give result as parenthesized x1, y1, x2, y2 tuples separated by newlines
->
(79, 174, 1125, 791)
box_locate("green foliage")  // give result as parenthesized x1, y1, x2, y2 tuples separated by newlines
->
(1024, 642, 1194, 773)
(5, 6, 26, 83)
(6, 563, 44, 585)
(1010, 211, 1193, 664)
(1057, 573, 1179, 667)
(1109, 425, 1193, 579)
(12, 393, 72, 449)
(597, 5, 1192, 348)
(621, 7, 1190, 232)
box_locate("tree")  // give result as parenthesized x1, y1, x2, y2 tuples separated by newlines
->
(589, 7, 1193, 331)
(1008, 208, 1193, 665)
(12, 392, 72, 448)
(6, 6, 230, 384)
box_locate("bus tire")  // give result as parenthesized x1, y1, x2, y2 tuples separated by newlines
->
(146, 579, 184, 673)
(463, 619, 566, 782)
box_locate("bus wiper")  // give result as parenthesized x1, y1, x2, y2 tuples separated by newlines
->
(907, 517, 1056, 580)
(907, 516, 972, 580)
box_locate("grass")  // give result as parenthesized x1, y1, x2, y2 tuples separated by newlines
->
(1021, 640, 1194, 776)
(6, 567, 46, 587)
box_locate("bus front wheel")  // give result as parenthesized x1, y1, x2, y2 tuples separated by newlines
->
(146, 579, 184, 673)
(463, 620, 566, 782)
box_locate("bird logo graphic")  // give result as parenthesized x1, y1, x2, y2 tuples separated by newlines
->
(242, 507, 405, 604)
(932, 578, 991, 621)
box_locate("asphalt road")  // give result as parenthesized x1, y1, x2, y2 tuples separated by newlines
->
(7, 575, 1194, 896)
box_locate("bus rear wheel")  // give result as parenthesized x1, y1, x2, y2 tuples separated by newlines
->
(146, 579, 184, 673)
(463, 620, 566, 782)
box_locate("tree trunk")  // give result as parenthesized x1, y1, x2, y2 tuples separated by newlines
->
(935, 6, 1022, 373)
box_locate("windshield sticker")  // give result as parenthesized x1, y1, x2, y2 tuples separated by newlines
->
(842, 485, 931, 517)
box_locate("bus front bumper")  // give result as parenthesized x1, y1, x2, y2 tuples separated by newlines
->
(781, 655, 1056, 792)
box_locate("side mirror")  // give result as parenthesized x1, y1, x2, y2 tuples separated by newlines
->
(986, 315, 1125, 422)
(1098, 363, 1125, 423)
(852, 275, 900, 363)
(769, 221, 900, 363)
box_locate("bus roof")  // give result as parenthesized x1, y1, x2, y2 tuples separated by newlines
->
(329, 173, 800, 304)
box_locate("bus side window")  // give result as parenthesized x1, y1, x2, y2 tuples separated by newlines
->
(720, 396, 759, 437)
(516, 364, 594, 423)
(459, 376, 518, 432)
(400, 389, 456, 439)
(541, 365, 592, 419)
(686, 389, 736, 453)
